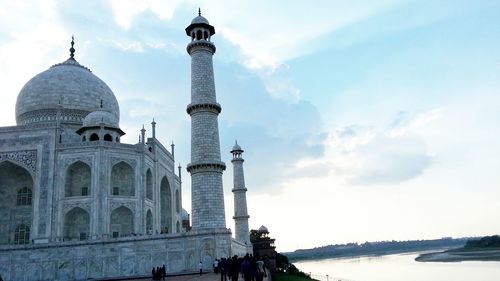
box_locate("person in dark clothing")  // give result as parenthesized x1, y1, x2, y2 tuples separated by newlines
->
(219, 258, 228, 281)
(241, 258, 252, 281)
(162, 264, 167, 280)
(230, 255, 240, 281)
(152, 267, 157, 280)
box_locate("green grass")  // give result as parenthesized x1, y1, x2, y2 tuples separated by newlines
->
(274, 272, 318, 281)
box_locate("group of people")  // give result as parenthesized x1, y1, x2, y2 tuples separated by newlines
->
(213, 254, 268, 281)
(151, 265, 167, 280)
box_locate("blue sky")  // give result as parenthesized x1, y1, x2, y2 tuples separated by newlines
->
(1, 0, 499, 252)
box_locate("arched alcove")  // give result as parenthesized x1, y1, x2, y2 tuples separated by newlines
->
(104, 134, 112, 142)
(111, 161, 135, 196)
(146, 169, 153, 200)
(89, 133, 99, 141)
(160, 176, 172, 233)
(176, 221, 180, 233)
(0, 161, 33, 245)
(110, 206, 134, 237)
(175, 190, 180, 214)
(65, 161, 91, 197)
(146, 209, 153, 234)
(63, 207, 90, 241)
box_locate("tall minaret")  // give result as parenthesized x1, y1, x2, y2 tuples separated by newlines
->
(185, 10, 226, 229)
(231, 141, 251, 246)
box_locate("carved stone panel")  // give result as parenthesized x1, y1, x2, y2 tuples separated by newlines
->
(88, 258, 103, 279)
(121, 255, 136, 276)
(0, 150, 37, 173)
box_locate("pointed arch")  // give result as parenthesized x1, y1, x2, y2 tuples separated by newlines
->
(111, 161, 135, 196)
(146, 209, 153, 234)
(0, 161, 33, 245)
(63, 207, 90, 241)
(104, 134, 112, 141)
(89, 133, 99, 141)
(160, 176, 172, 233)
(65, 161, 91, 197)
(110, 206, 134, 237)
(146, 169, 153, 200)
(175, 189, 180, 214)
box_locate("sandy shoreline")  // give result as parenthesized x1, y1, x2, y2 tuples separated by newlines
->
(415, 249, 500, 262)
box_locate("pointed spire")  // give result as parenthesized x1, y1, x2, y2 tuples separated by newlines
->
(141, 125, 146, 144)
(151, 118, 156, 139)
(198, 7, 201, 16)
(69, 35, 75, 59)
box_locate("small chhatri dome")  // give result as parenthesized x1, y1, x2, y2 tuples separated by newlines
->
(15, 36, 120, 125)
(258, 225, 269, 233)
(231, 140, 243, 153)
(185, 8, 215, 36)
(191, 8, 209, 24)
(82, 110, 119, 128)
(181, 208, 189, 220)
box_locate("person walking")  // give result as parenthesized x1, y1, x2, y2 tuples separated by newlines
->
(162, 264, 167, 280)
(199, 261, 203, 275)
(214, 259, 219, 274)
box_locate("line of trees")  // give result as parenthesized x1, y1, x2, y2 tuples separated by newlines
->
(464, 235, 500, 249)
(286, 237, 470, 261)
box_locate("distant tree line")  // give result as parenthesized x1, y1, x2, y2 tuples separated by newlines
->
(286, 237, 471, 261)
(464, 235, 500, 249)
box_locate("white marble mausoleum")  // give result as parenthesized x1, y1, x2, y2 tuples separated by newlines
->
(0, 12, 251, 281)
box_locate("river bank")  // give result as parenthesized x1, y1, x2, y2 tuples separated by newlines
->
(416, 248, 500, 262)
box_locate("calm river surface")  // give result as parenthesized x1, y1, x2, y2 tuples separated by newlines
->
(294, 252, 500, 281)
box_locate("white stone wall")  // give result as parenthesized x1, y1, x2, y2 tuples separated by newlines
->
(0, 229, 232, 281)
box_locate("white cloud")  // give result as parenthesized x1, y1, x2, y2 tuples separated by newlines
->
(389, 108, 442, 138)
(0, 0, 69, 126)
(284, 109, 439, 185)
(109, 0, 184, 29)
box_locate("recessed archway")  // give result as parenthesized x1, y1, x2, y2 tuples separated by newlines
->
(111, 161, 135, 196)
(63, 207, 90, 241)
(0, 161, 33, 245)
(146, 169, 153, 200)
(160, 176, 172, 233)
(110, 206, 134, 237)
(146, 209, 153, 234)
(65, 161, 91, 197)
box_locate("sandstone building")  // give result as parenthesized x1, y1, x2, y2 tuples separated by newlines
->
(0, 12, 251, 281)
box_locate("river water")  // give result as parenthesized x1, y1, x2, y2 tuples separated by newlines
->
(294, 252, 500, 281)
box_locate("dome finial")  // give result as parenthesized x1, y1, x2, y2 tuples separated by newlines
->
(198, 7, 201, 16)
(69, 35, 75, 59)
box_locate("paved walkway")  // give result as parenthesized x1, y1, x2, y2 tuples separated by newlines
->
(123, 272, 270, 281)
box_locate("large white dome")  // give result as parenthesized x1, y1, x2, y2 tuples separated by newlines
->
(15, 58, 119, 125)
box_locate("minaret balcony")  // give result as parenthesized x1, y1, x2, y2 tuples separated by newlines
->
(187, 40, 216, 54)
(186, 102, 222, 115)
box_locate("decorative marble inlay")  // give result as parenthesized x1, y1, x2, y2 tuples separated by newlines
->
(0, 150, 37, 173)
